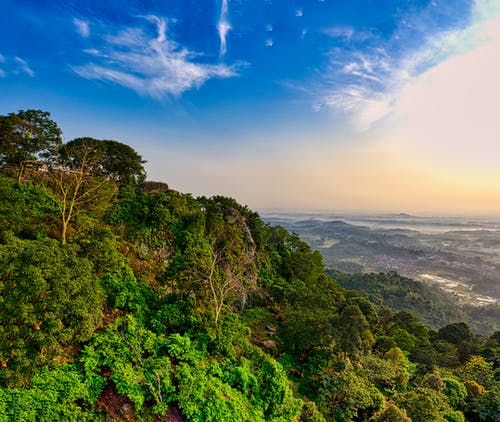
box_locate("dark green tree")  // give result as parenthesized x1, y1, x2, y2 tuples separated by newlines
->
(279, 274, 343, 359)
(361, 351, 409, 392)
(0, 109, 62, 181)
(0, 235, 103, 386)
(61, 137, 146, 186)
(335, 304, 374, 358)
(315, 357, 384, 421)
(370, 404, 411, 422)
(443, 377, 467, 409)
(395, 387, 452, 422)
(437, 322, 477, 363)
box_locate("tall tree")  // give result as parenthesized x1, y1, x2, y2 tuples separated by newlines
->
(0, 110, 62, 181)
(38, 136, 146, 244)
(335, 304, 374, 358)
(43, 139, 116, 244)
(61, 137, 146, 186)
(166, 196, 259, 325)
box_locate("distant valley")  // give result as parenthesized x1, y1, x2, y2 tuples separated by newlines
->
(263, 212, 500, 307)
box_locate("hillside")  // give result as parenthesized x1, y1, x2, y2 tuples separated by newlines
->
(330, 270, 500, 335)
(265, 214, 500, 300)
(0, 110, 499, 421)
(265, 214, 500, 331)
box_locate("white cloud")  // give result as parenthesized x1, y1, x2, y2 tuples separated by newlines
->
(323, 27, 375, 43)
(296, 9, 303, 17)
(390, 7, 500, 166)
(318, 0, 500, 132)
(217, 0, 231, 57)
(82, 48, 100, 56)
(73, 18, 90, 38)
(324, 86, 392, 131)
(73, 15, 238, 97)
(14, 57, 35, 77)
(318, 48, 395, 130)
(0, 53, 35, 77)
(340, 52, 390, 83)
(323, 26, 354, 40)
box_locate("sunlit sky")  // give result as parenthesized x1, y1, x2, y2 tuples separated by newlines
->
(1, 0, 500, 215)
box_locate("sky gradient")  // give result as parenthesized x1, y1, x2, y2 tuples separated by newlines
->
(1, 0, 499, 215)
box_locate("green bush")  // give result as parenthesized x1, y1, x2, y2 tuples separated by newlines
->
(444, 410, 465, 422)
(81, 315, 174, 416)
(0, 235, 103, 387)
(0, 365, 92, 421)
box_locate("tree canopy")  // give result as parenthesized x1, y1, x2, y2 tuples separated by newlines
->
(0, 109, 498, 421)
(60, 137, 146, 186)
(0, 110, 62, 181)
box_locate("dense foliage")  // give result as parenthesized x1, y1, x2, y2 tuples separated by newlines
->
(0, 109, 499, 421)
(330, 271, 489, 332)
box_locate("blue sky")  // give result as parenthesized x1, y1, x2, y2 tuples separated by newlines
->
(1, 0, 500, 214)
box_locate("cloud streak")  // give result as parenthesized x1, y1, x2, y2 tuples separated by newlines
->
(315, 1, 484, 131)
(14, 57, 35, 77)
(217, 0, 231, 57)
(318, 47, 395, 130)
(0, 54, 35, 78)
(72, 15, 238, 97)
(73, 18, 90, 38)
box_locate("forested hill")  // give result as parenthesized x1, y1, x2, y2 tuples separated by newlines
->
(330, 271, 500, 335)
(0, 109, 499, 421)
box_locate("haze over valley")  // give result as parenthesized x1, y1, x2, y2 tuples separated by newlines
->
(264, 212, 500, 307)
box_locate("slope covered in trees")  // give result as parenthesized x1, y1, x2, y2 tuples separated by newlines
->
(0, 110, 499, 421)
(330, 270, 500, 335)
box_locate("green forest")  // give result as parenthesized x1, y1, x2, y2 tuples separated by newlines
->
(0, 109, 499, 421)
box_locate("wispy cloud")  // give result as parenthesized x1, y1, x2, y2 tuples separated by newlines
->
(14, 57, 35, 77)
(0, 53, 35, 77)
(315, 47, 395, 129)
(217, 0, 231, 57)
(323, 26, 354, 40)
(322, 26, 374, 43)
(315, 1, 487, 131)
(72, 15, 238, 97)
(322, 85, 392, 129)
(73, 18, 90, 38)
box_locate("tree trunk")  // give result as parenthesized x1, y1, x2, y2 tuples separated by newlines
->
(61, 219, 68, 245)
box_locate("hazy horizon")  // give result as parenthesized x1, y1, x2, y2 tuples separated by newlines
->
(259, 209, 500, 218)
(1, 0, 499, 215)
